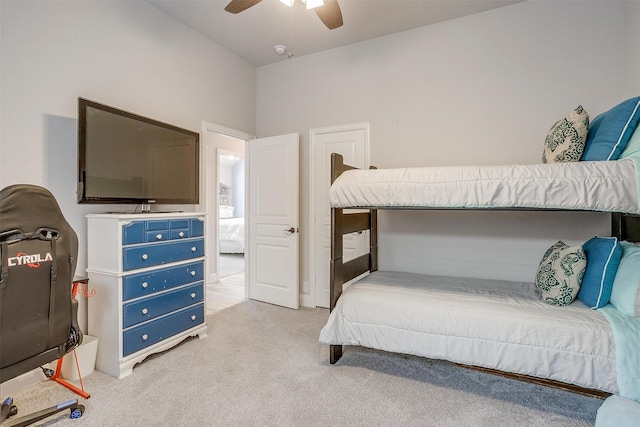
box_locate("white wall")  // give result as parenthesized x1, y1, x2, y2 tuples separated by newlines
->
(0, 0, 256, 268)
(232, 159, 245, 217)
(626, 0, 640, 94)
(256, 0, 631, 297)
(1, 1, 256, 327)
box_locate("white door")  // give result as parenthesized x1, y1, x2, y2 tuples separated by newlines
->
(311, 124, 369, 308)
(248, 133, 299, 309)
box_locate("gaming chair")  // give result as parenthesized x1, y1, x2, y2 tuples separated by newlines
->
(0, 184, 85, 425)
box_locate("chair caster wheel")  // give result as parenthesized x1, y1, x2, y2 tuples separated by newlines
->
(70, 404, 85, 419)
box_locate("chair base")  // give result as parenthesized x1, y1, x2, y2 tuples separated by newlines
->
(1, 397, 84, 426)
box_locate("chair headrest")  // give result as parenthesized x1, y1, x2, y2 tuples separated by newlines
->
(1, 184, 78, 272)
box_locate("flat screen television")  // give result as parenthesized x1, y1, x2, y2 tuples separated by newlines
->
(77, 98, 199, 206)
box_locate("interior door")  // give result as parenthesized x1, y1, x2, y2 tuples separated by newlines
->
(312, 125, 369, 308)
(248, 133, 299, 309)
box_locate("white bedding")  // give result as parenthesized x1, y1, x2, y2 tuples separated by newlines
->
(329, 159, 640, 214)
(319, 271, 619, 393)
(219, 217, 244, 254)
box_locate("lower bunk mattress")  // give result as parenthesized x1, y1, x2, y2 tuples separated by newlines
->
(319, 271, 619, 394)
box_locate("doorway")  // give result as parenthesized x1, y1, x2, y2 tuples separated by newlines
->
(217, 149, 245, 276)
(203, 123, 301, 311)
(203, 122, 252, 314)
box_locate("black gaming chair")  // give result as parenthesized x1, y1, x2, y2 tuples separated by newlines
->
(0, 184, 85, 425)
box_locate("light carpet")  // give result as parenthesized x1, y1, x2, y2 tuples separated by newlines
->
(3, 300, 603, 426)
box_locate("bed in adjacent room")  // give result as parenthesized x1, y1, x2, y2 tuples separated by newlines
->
(219, 206, 244, 254)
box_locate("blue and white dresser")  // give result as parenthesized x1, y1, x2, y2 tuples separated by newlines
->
(87, 213, 207, 378)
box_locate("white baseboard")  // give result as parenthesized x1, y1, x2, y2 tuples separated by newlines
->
(1, 367, 49, 396)
(300, 281, 314, 307)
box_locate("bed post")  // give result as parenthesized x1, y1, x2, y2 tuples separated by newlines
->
(613, 212, 640, 242)
(330, 207, 344, 312)
(330, 154, 345, 364)
(370, 209, 378, 272)
(612, 213, 623, 240)
(369, 164, 378, 273)
(329, 217, 343, 364)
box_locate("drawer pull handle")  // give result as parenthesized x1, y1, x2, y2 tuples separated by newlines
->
(141, 334, 149, 341)
(141, 308, 148, 315)
(191, 247, 197, 252)
(190, 293, 196, 298)
(190, 271, 196, 276)
(191, 315, 197, 321)
(179, 231, 185, 237)
(156, 233, 163, 240)
(141, 282, 149, 289)
(142, 254, 148, 260)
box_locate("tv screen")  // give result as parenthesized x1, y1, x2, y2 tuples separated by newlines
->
(77, 98, 199, 205)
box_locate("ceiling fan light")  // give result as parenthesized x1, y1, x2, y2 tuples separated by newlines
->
(305, 0, 324, 10)
(280, 0, 295, 6)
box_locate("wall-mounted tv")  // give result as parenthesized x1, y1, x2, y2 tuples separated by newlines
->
(77, 98, 199, 206)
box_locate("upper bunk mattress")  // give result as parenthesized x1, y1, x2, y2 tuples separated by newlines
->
(329, 159, 640, 213)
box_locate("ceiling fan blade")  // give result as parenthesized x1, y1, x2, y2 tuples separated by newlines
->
(314, 0, 343, 30)
(224, 0, 262, 14)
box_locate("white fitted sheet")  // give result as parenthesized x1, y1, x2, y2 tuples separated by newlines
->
(329, 159, 640, 214)
(319, 271, 619, 393)
(219, 217, 244, 254)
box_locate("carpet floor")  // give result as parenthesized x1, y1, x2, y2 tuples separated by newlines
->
(3, 300, 603, 426)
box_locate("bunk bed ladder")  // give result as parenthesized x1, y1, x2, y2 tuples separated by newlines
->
(329, 153, 378, 364)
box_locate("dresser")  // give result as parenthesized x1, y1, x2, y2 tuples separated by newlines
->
(86, 213, 208, 378)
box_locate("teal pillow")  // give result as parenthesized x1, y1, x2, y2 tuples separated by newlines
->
(610, 241, 640, 317)
(581, 97, 640, 161)
(535, 241, 586, 306)
(578, 236, 622, 309)
(619, 127, 640, 159)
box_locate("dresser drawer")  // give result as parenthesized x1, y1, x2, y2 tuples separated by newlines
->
(122, 283, 203, 328)
(123, 303, 205, 357)
(170, 219, 190, 229)
(122, 238, 204, 271)
(146, 220, 191, 242)
(122, 220, 170, 245)
(122, 218, 204, 245)
(122, 221, 145, 245)
(122, 261, 204, 301)
(190, 218, 204, 237)
(145, 230, 170, 242)
(169, 229, 189, 240)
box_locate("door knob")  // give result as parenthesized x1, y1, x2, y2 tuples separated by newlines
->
(283, 227, 298, 234)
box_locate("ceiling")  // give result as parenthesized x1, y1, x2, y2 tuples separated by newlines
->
(147, 0, 524, 66)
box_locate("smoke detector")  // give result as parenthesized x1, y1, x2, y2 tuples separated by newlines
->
(274, 45, 287, 55)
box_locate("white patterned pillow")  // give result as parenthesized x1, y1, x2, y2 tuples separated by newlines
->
(542, 106, 589, 163)
(535, 241, 586, 306)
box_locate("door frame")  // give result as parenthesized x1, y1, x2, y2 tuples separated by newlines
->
(309, 122, 370, 307)
(202, 121, 253, 297)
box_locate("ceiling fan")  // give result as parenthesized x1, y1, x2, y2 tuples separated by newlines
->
(224, 0, 343, 30)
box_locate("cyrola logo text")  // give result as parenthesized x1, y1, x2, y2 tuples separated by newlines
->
(8, 252, 53, 268)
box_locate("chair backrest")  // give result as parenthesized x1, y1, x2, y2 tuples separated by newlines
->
(0, 184, 80, 382)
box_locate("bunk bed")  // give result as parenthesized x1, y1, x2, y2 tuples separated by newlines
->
(319, 152, 640, 398)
